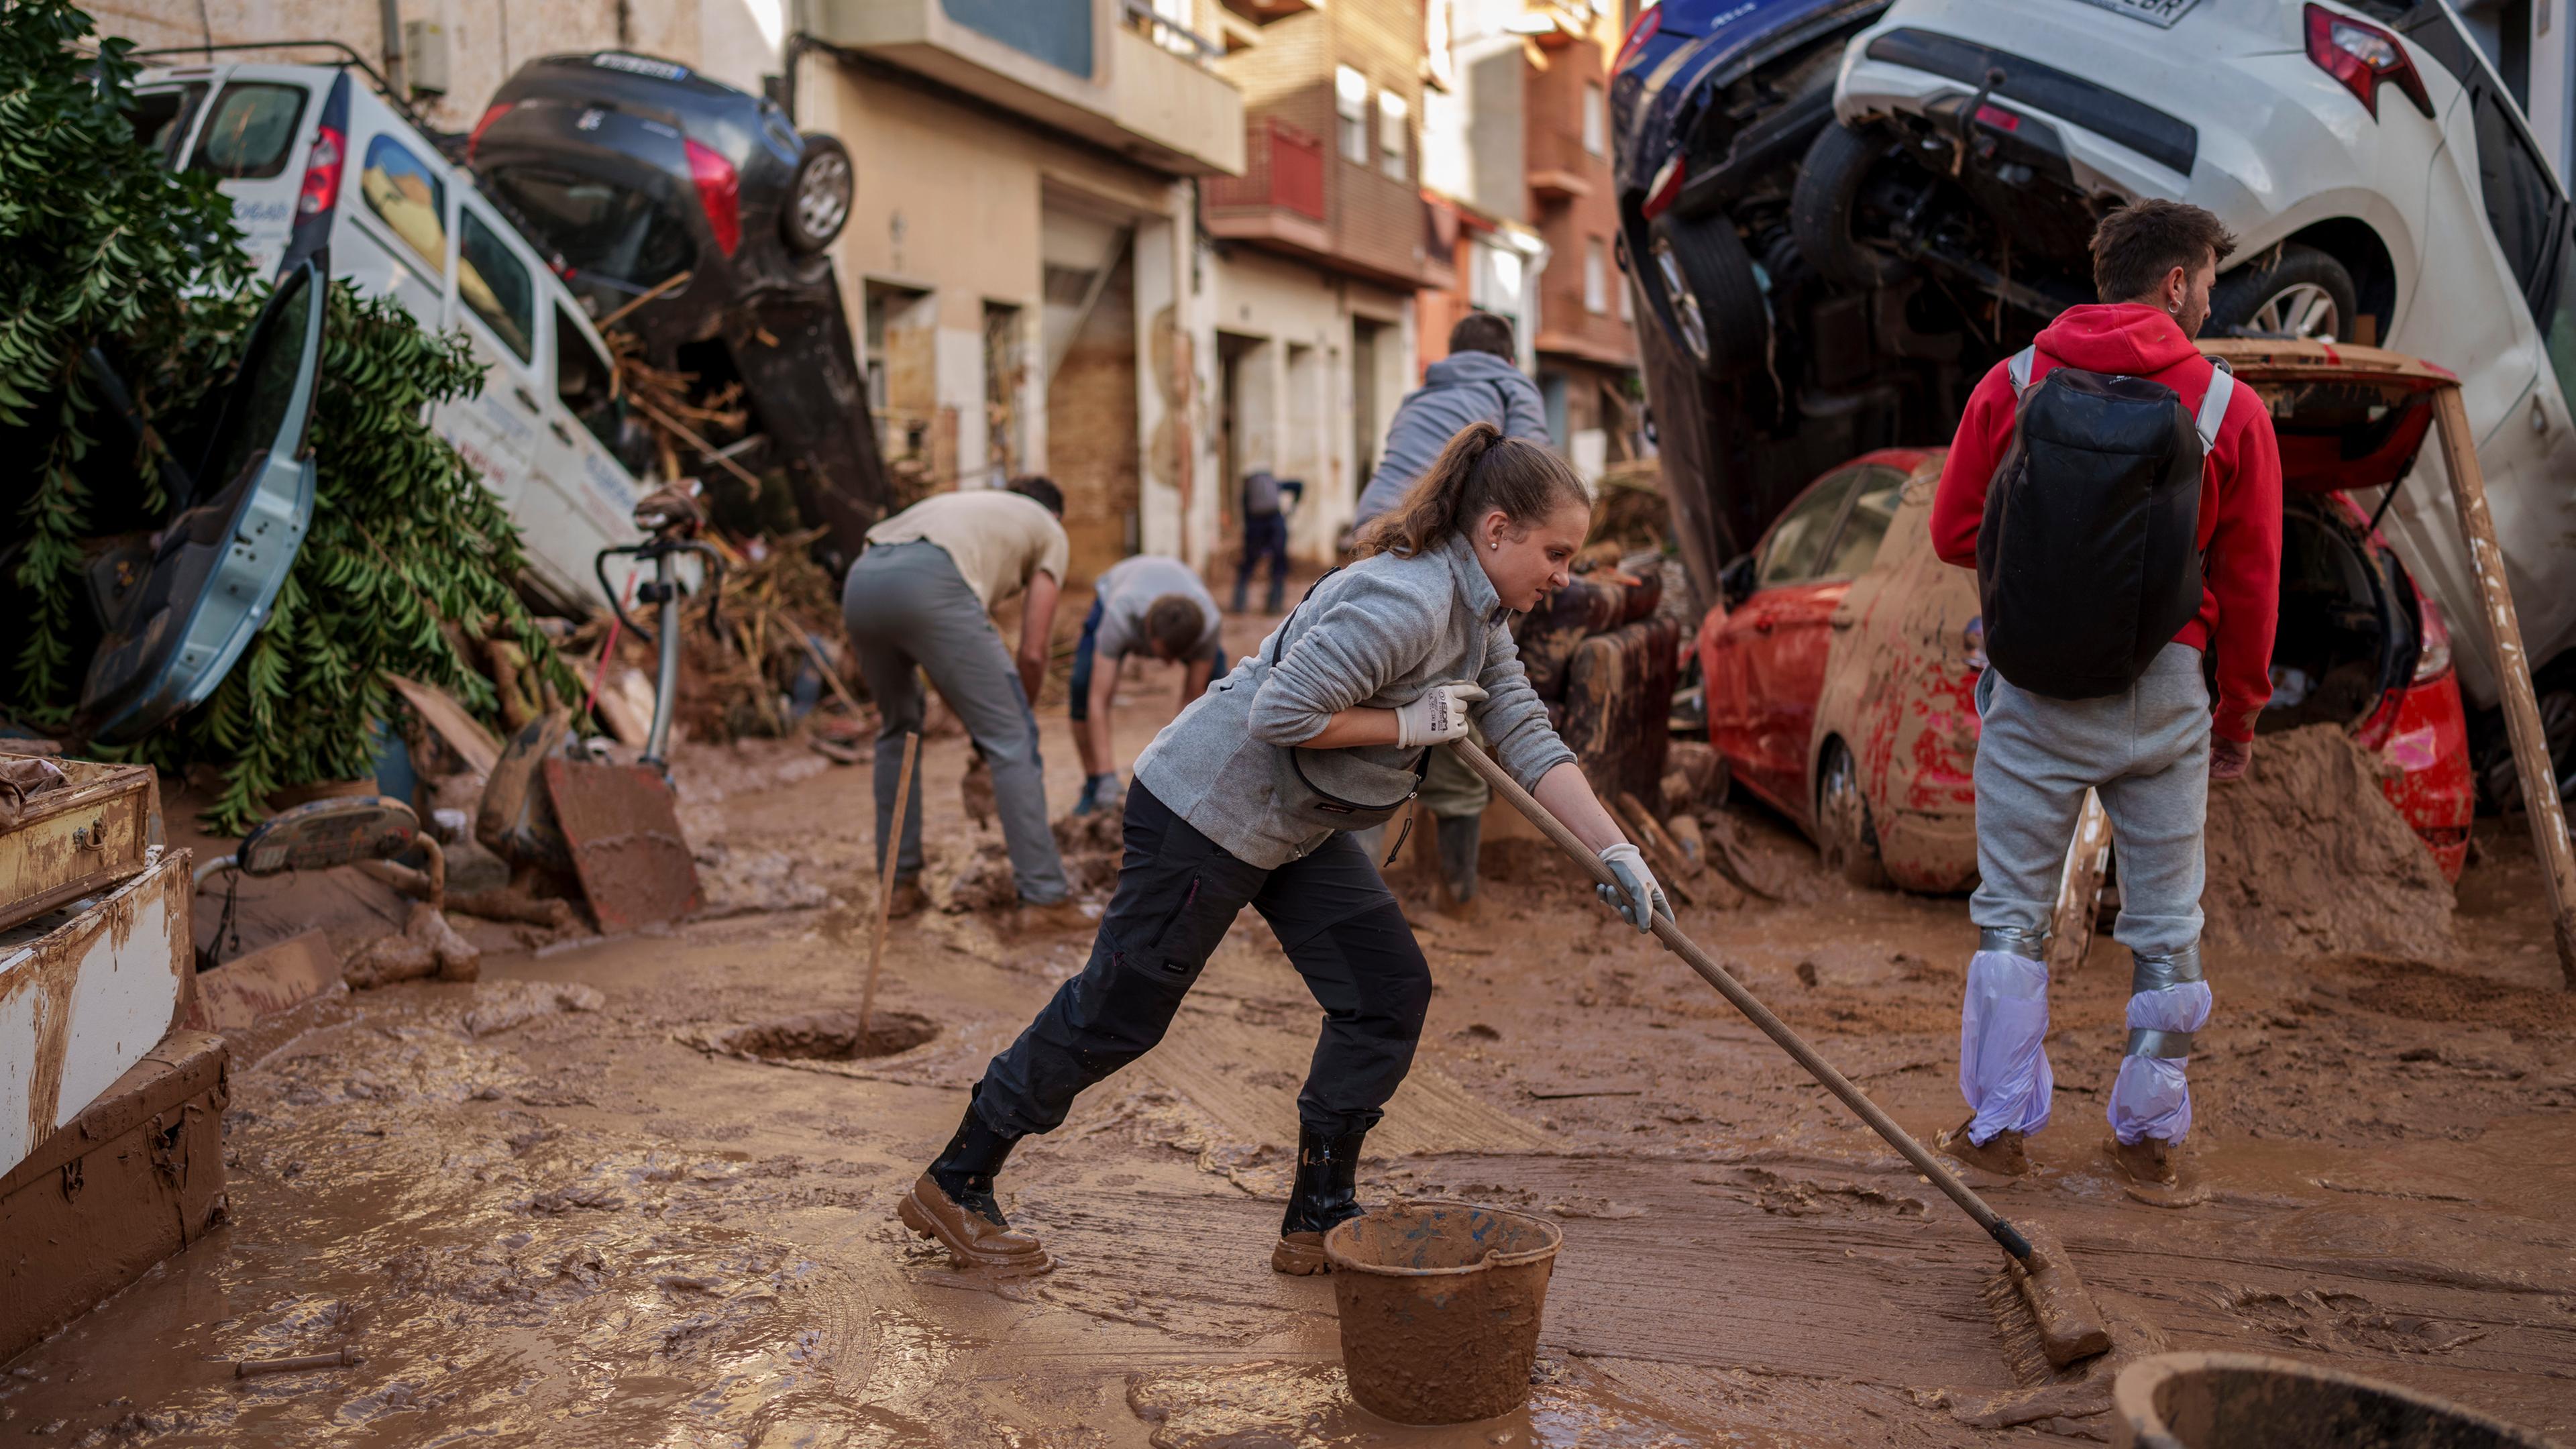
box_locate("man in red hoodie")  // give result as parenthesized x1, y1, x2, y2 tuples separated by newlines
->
(1928, 200, 2282, 1187)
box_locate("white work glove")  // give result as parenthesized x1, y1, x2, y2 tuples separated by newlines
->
(1596, 843, 1670, 932)
(1393, 680, 1488, 749)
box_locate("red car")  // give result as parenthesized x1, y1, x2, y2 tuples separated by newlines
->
(1697, 343, 2476, 892)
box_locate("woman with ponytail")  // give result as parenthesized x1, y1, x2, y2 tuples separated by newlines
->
(896, 423, 1668, 1278)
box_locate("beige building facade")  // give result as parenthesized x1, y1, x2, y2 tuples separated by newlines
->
(107, 0, 1252, 586)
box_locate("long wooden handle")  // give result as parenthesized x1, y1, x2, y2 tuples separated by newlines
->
(860, 732, 921, 1040)
(1447, 740, 2031, 1260)
(2432, 388, 2576, 987)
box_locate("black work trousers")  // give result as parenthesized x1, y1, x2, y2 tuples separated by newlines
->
(973, 781, 1432, 1140)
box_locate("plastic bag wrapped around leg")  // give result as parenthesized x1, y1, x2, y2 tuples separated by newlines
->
(2108, 980, 2211, 1144)
(1960, 951, 2053, 1143)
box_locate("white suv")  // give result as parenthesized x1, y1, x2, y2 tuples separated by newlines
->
(133, 54, 653, 614)
(1819, 0, 2576, 794)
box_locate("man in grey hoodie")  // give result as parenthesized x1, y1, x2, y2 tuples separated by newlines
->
(1350, 313, 1554, 912)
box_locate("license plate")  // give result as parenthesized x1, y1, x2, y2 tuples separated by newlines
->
(2064, 0, 2200, 26)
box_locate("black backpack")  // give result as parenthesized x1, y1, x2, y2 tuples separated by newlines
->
(1976, 345, 2237, 700)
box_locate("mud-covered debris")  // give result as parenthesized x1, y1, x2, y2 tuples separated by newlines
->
(945, 841, 1017, 913)
(2203, 723, 2455, 961)
(463, 981, 606, 1038)
(693, 843, 832, 917)
(343, 903, 480, 989)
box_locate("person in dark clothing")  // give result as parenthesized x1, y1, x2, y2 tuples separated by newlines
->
(1234, 468, 1305, 612)
(895, 425, 1670, 1280)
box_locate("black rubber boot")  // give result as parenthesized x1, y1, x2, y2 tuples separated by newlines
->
(1231, 580, 1250, 612)
(928, 1093, 1023, 1228)
(899, 1089, 1053, 1275)
(1271, 1126, 1368, 1274)
(1436, 812, 1482, 907)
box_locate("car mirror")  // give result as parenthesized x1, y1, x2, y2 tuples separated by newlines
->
(75, 260, 327, 746)
(1719, 553, 1756, 608)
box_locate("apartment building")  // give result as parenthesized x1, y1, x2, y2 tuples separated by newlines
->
(1201, 0, 1454, 564)
(1419, 1, 1642, 484)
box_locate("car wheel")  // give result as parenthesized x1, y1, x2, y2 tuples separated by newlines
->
(2209, 244, 2357, 341)
(1643, 211, 1767, 381)
(782, 134, 853, 254)
(2481, 665, 2576, 809)
(1815, 739, 1888, 888)
(1790, 121, 1918, 292)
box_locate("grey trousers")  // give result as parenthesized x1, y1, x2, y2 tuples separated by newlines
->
(1970, 641, 2212, 955)
(842, 541, 1069, 905)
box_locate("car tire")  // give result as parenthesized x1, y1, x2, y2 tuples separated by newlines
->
(1815, 739, 1888, 889)
(782, 134, 853, 254)
(1642, 211, 1767, 382)
(1790, 121, 1917, 292)
(2209, 243, 2357, 341)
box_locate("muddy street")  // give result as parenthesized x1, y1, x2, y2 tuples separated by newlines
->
(8, 682, 2575, 1447)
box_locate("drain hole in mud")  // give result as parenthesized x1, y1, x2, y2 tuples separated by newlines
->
(720, 1010, 938, 1061)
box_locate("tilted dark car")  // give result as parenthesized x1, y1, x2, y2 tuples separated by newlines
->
(467, 51, 887, 570)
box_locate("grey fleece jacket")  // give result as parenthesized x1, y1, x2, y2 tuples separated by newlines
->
(1133, 531, 1576, 869)
(1353, 350, 1552, 525)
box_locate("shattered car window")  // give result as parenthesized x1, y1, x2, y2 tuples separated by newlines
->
(486, 166, 695, 291)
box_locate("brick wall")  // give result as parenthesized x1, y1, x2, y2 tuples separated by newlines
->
(1525, 38, 1634, 369)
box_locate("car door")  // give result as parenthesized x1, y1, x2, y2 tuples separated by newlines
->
(1709, 464, 1866, 812)
(1755, 464, 1909, 816)
(440, 191, 570, 576)
(77, 260, 325, 744)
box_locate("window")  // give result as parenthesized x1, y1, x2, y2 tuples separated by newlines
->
(188, 82, 308, 180)
(1377, 91, 1408, 180)
(2469, 83, 2565, 313)
(1583, 237, 1607, 314)
(1336, 66, 1370, 164)
(1817, 468, 1909, 580)
(1582, 80, 1606, 156)
(1617, 260, 1633, 322)
(127, 84, 207, 168)
(457, 209, 535, 362)
(1757, 467, 1863, 587)
(359, 134, 447, 275)
(484, 165, 695, 290)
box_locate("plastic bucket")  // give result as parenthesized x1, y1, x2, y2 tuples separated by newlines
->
(2113, 1352, 2556, 1449)
(1323, 1201, 1563, 1425)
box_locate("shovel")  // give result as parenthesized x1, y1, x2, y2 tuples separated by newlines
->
(1446, 739, 2113, 1368)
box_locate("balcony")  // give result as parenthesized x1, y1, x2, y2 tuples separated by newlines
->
(1205, 115, 1453, 290)
(1204, 117, 1329, 250)
(805, 0, 1246, 176)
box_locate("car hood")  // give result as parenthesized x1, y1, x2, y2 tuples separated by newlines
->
(1613, 0, 1890, 195)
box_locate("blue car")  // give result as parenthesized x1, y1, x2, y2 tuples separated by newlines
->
(1609, 1, 1939, 603)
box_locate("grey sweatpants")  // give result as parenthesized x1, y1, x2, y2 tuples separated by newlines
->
(1972, 641, 2210, 953)
(842, 541, 1069, 905)
(1962, 641, 2213, 1145)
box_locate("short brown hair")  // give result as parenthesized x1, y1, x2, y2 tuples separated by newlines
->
(1358, 422, 1590, 559)
(2090, 200, 2236, 305)
(1144, 594, 1205, 658)
(1448, 312, 1516, 360)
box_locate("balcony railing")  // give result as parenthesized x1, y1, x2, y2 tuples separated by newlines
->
(1120, 0, 1223, 63)
(1206, 117, 1325, 221)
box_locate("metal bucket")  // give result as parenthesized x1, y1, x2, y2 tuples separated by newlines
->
(1324, 1201, 1562, 1425)
(2114, 1352, 2556, 1448)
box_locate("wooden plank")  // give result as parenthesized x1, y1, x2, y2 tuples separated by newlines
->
(2431, 386, 2576, 985)
(384, 672, 502, 778)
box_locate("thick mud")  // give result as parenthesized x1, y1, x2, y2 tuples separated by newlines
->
(2202, 724, 2457, 961)
(7, 645, 2574, 1446)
